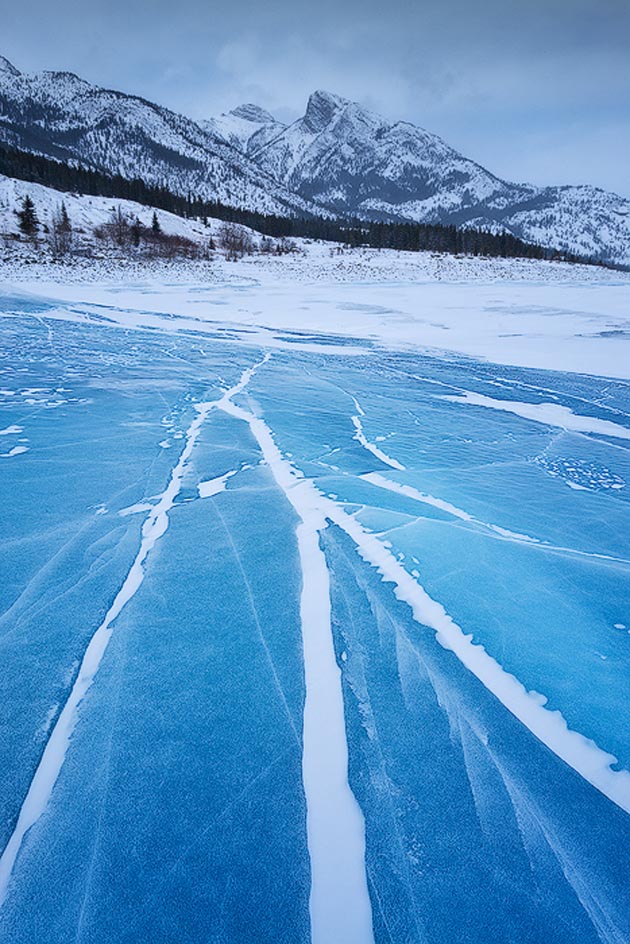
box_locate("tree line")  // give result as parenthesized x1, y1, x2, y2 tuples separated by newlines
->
(0, 143, 609, 266)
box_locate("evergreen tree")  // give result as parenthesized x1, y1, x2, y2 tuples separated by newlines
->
(0, 142, 608, 270)
(59, 201, 71, 235)
(131, 217, 141, 247)
(16, 194, 39, 237)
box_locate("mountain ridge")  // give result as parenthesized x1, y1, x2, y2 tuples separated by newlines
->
(0, 56, 320, 218)
(210, 88, 630, 264)
(1, 56, 628, 264)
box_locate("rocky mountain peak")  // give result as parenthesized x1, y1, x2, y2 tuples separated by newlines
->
(0, 55, 20, 77)
(230, 103, 278, 125)
(303, 90, 348, 133)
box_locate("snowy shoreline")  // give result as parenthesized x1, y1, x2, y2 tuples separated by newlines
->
(2, 238, 627, 286)
(2, 245, 629, 380)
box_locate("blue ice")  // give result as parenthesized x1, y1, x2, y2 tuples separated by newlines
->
(0, 293, 628, 943)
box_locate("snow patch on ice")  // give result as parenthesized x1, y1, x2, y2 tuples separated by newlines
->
(0, 445, 28, 458)
(198, 470, 237, 498)
(443, 390, 630, 440)
(362, 473, 539, 544)
(118, 500, 156, 517)
(218, 379, 374, 944)
(363, 472, 474, 521)
(534, 455, 625, 492)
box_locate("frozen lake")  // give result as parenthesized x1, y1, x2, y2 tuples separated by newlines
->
(0, 280, 629, 943)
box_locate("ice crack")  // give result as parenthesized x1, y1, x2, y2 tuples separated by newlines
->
(0, 357, 269, 908)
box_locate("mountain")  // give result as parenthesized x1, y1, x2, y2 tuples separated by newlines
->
(246, 90, 512, 213)
(210, 89, 630, 265)
(202, 104, 287, 156)
(0, 56, 316, 218)
(1, 53, 629, 265)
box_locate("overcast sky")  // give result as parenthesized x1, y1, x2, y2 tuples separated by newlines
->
(3, 0, 630, 196)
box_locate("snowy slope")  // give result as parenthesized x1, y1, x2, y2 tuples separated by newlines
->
(228, 90, 630, 265)
(202, 104, 287, 156)
(3, 171, 625, 296)
(0, 173, 214, 243)
(0, 56, 316, 218)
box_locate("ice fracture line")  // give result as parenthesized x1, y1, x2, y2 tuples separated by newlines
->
(0, 356, 269, 908)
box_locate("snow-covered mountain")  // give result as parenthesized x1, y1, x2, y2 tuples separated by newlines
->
(212, 90, 630, 265)
(1, 53, 629, 265)
(246, 90, 511, 212)
(0, 56, 316, 218)
(202, 104, 287, 157)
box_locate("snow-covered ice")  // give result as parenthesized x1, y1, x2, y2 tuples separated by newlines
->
(443, 389, 630, 439)
(197, 470, 237, 497)
(0, 273, 629, 943)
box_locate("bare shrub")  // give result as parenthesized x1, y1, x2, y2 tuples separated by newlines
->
(49, 202, 73, 257)
(218, 221, 255, 260)
(94, 205, 132, 246)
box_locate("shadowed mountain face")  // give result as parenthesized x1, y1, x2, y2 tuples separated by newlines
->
(1, 54, 629, 264)
(211, 89, 630, 265)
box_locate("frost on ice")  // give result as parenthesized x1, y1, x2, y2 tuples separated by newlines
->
(0, 281, 629, 944)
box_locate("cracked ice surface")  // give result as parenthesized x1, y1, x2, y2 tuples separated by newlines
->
(0, 284, 629, 944)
